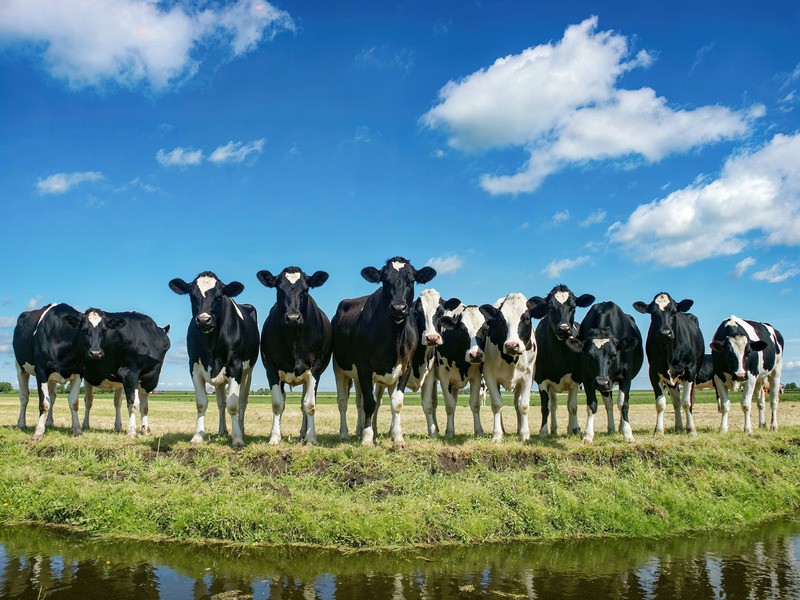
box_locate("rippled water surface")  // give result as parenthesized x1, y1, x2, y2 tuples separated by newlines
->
(1, 519, 799, 599)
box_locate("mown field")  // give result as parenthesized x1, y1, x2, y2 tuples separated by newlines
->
(1, 390, 799, 549)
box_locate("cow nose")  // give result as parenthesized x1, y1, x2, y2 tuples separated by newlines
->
(595, 377, 611, 390)
(558, 323, 570, 331)
(285, 312, 302, 325)
(89, 350, 103, 360)
(391, 303, 407, 314)
(197, 313, 212, 325)
(425, 332, 443, 345)
(504, 341, 522, 355)
(735, 371, 747, 380)
(660, 329, 673, 338)
(468, 349, 484, 363)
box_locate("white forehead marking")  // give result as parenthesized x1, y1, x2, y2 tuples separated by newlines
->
(87, 311, 102, 328)
(654, 294, 671, 311)
(500, 293, 527, 322)
(461, 306, 486, 336)
(553, 291, 570, 304)
(391, 261, 406, 271)
(229, 297, 244, 320)
(727, 316, 760, 342)
(284, 272, 301, 284)
(592, 338, 610, 349)
(419, 289, 440, 316)
(196, 276, 217, 298)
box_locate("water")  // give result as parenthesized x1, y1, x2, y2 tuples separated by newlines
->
(1, 519, 799, 599)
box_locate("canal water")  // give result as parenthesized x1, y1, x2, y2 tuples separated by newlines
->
(1, 519, 798, 599)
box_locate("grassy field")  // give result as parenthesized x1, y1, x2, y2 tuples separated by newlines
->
(1, 390, 799, 549)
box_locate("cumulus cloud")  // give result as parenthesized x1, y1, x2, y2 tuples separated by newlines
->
(752, 261, 800, 283)
(731, 257, 756, 279)
(27, 296, 42, 310)
(0, 0, 294, 91)
(552, 210, 570, 225)
(156, 147, 204, 167)
(426, 255, 464, 275)
(579, 209, 607, 228)
(36, 171, 103, 195)
(609, 133, 800, 266)
(209, 139, 265, 164)
(421, 17, 759, 195)
(0, 317, 16, 328)
(165, 346, 189, 365)
(542, 256, 590, 279)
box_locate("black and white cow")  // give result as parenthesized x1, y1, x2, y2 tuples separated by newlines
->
(529, 285, 595, 437)
(12, 305, 60, 430)
(479, 293, 538, 442)
(257, 266, 332, 446)
(633, 293, 704, 435)
(332, 257, 436, 446)
(566, 301, 643, 443)
(12, 303, 85, 440)
(436, 302, 487, 438)
(64, 308, 171, 437)
(169, 272, 259, 447)
(710, 316, 784, 433)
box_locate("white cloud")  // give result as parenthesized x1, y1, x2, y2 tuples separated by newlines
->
(752, 261, 800, 283)
(0, 317, 16, 328)
(609, 133, 800, 266)
(0, 344, 11, 354)
(156, 147, 204, 167)
(27, 296, 42, 310)
(783, 360, 800, 370)
(356, 45, 413, 73)
(579, 209, 607, 228)
(209, 139, 265, 164)
(731, 257, 756, 279)
(422, 17, 759, 195)
(165, 346, 189, 365)
(552, 210, 570, 224)
(36, 171, 103, 195)
(0, 0, 294, 91)
(426, 255, 464, 275)
(542, 256, 590, 279)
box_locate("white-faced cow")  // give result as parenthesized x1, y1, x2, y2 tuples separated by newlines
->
(332, 257, 436, 447)
(710, 316, 784, 433)
(436, 302, 487, 438)
(529, 284, 595, 437)
(13, 303, 85, 440)
(257, 266, 332, 446)
(12, 305, 61, 431)
(633, 293, 704, 435)
(169, 272, 259, 448)
(566, 301, 643, 443)
(479, 293, 538, 442)
(64, 308, 170, 437)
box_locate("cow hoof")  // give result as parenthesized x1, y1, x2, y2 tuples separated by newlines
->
(72, 429, 83, 437)
(570, 427, 581, 435)
(582, 436, 594, 444)
(190, 435, 204, 444)
(688, 429, 698, 438)
(340, 433, 351, 442)
(539, 427, 548, 438)
(269, 435, 281, 445)
(141, 426, 151, 435)
(304, 437, 318, 446)
(393, 439, 405, 449)
(218, 429, 228, 437)
(519, 433, 530, 443)
(492, 434, 503, 443)
(127, 432, 137, 439)
(31, 432, 44, 441)
(232, 440, 245, 449)
(653, 428, 664, 435)
(45, 420, 54, 429)
(624, 435, 636, 444)
(770, 425, 778, 432)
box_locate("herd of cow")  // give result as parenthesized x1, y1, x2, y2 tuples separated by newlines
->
(11, 256, 785, 448)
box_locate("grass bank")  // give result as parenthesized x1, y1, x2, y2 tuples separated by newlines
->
(1, 393, 800, 549)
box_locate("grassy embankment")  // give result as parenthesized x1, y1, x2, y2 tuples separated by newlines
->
(1, 390, 799, 549)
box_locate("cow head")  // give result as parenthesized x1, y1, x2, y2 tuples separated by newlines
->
(440, 304, 487, 364)
(633, 293, 693, 344)
(361, 257, 436, 324)
(568, 329, 639, 393)
(710, 318, 768, 381)
(413, 289, 451, 346)
(63, 308, 126, 361)
(257, 267, 328, 328)
(168, 271, 244, 333)
(529, 284, 594, 341)
(479, 293, 537, 358)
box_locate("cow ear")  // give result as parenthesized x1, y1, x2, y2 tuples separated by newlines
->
(676, 299, 694, 312)
(479, 304, 499, 322)
(565, 336, 583, 353)
(440, 316, 458, 331)
(576, 294, 595, 308)
(443, 297, 462, 311)
(169, 278, 191, 295)
(256, 270, 277, 288)
(415, 267, 437, 284)
(107, 317, 126, 329)
(63, 315, 82, 329)
(618, 336, 639, 351)
(223, 281, 245, 297)
(527, 296, 548, 319)
(163, 324, 171, 334)
(632, 301, 649, 314)
(308, 271, 329, 288)
(710, 340, 725, 352)
(750, 340, 768, 352)
(361, 267, 382, 283)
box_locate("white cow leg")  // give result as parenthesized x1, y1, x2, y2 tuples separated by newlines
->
(768, 373, 780, 431)
(715, 377, 731, 432)
(603, 393, 615, 434)
(334, 368, 351, 441)
(390, 386, 405, 448)
(68, 377, 82, 436)
(468, 378, 484, 436)
(82, 384, 94, 430)
(741, 377, 756, 434)
(16, 365, 29, 429)
(681, 382, 696, 436)
(567, 388, 580, 435)
(420, 375, 438, 438)
(654, 394, 666, 434)
(486, 378, 504, 442)
(548, 392, 558, 435)
(583, 404, 596, 444)
(126, 387, 140, 437)
(443, 385, 457, 438)
(33, 381, 52, 441)
(239, 368, 252, 436)
(113, 388, 123, 432)
(215, 385, 228, 436)
(227, 378, 245, 448)
(374, 384, 384, 434)
(302, 376, 318, 446)
(140, 388, 150, 435)
(191, 372, 210, 444)
(618, 390, 634, 443)
(754, 382, 766, 429)
(515, 384, 531, 442)
(46, 381, 57, 428)
(269, 384, 285, 445)
(670, 387, 683, 432)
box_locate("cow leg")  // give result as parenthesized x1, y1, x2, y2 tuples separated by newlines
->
(485, 375, 504, 442)
(442, 383, 458, 438)
(239, 366, 252, 437)
(373, 384, 384, 434)
(583, 386, 598, 444)
(216, 385, 228, 436)
(421, 374, 439, 438)
(668, 386, 683, 432)
(681, 382, 696, 436)
(567, 387, 580, 435)
(603, 392, 615, 434)
(538, 388, 551, 437)
(268, 365, 285, 445)
(32, 373, 54, 441)
(226, 377, 245, 448)
(548, 389, 558, 436)
(302, 375, 318, 446)
(64, 376, 82, 436)
(190, 369, 210, 444)
(650, 370, 667, 435)
(618, 385, 634, 443)
(431, 381, 441, 435)
(45, 381, 57, 428)
(113, 388, 123, 432)
(514, 382, 531, 442)
(389, 383, 406, 448)
(358, 371, 376, 446)
(334, 367, 351, 441)
(140, 387, 151, 435)
(125, 384, 140, 438)
(715, 375, 732, 433)
(741, 375, 757, 434)
(754, 382, 767, 429)
(468, 376, 484, 436)
(16, 364, 30, 429)
(768, 370, 781, 431)
(82, 383, 93, 430)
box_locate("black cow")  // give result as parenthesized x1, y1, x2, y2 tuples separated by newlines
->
(63, 308, 170, 437)
(12, 303, 85, 440)
(633, 293, 704, 435)
(529, 284, 595, 437)
(332, 257, 436, 447)
(257, 266, 332, 446)
(566, 301, 643, 443)
(169, 272, 259, 448)
(709, 316, 784, 433)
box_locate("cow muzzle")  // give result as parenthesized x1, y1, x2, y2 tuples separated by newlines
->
(284, 312, 303, 327)
(556, 322, 571, 341)
(467, 348, 484, 363)
(195, 313, 214, 332)
(595, 377, 611, 391)
(659, 329, 674, 339)
(424, 332, 443, 346)
(734, 371, 747, 381)
(391, 303, 408, 323)
(88, 350, 103, 360)
(504, 340, 522, 356)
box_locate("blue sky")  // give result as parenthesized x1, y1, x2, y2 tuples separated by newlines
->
(1, 0, 798, 392)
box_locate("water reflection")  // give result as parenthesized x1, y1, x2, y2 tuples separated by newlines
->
(0, 519, 798, 599)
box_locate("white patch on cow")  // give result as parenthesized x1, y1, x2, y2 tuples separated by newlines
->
(22, 362, 35, 375)
(229, 297, 244, 320)
(279, 369, 310, 386)
(196, 275, 217, 297)
(499, 293, 529, 348)
(553, 291, 570, 304)
(764, 324, 781, 354)
(391, 260, 406, 271)
(33, 303, 57, 335)
(373, 363, 403, 385)
(592, 338, 610, 349)
(419, 288, 441, 339)
(87, 311, 102, 328)
(654, 294, 671, 310)
(461, 306, 487, 359)
(730, 334, 748, 374)
(541, 373, 575, 394)
(727, 316, 760, 342)
(284, 272, 301, 284)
